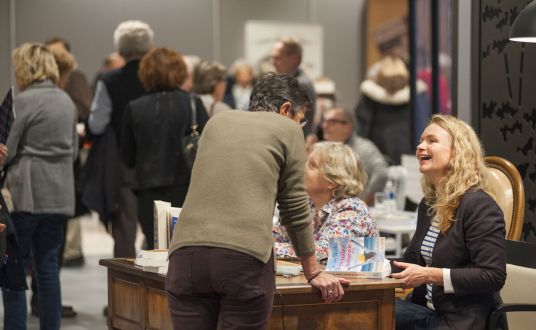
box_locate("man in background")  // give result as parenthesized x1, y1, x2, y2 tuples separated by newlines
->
(89, 20, 154, 258)
(316, 107, 389, 205)
(272, 37, 316, 136)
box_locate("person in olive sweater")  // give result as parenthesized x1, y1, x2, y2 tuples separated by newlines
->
(166, 73, 349, 329)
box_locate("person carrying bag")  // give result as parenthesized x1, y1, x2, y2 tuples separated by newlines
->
(0, 167, 28, 291)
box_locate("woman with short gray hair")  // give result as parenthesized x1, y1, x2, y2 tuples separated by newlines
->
(273, 141, 376, 262)
(113, 20, 154, 59)
(192, 60, 233, 116)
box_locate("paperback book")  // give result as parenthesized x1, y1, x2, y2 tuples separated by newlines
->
(153, 200, 182, 249)
(135, 249, 168, 274)
(325, 237, 391, 279)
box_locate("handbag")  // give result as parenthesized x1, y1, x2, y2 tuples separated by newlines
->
(181, 95, 200, 171)
(0, 167, 28, 290)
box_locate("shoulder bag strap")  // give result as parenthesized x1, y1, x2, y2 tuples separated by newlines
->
(0, 166, 8, 189)
(189, 95, 199, 136)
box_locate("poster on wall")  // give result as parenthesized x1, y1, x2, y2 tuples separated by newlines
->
(245, 21, 323, 79)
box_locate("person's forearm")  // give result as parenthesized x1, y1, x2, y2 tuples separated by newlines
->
(300, 253, 322, 279)
(427, 267, 444, 286)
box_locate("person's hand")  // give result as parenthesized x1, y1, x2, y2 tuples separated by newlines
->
(390, 261, 429, 288)
(0, 144, 8, 165)
(309, 271, 350, 303)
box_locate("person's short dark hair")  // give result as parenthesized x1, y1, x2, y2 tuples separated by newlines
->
(248, 72, 313, 115)
(279, 37, 303, 58)
(138, 47, 187, 92)
(44, 37, 71, 51)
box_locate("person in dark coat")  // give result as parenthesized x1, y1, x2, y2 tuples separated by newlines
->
(120, 47, 208, 250)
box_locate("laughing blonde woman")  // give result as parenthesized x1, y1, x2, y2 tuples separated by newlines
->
(392, 114, 506, 329)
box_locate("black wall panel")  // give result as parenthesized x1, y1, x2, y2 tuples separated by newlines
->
(474, 0, 536, 241)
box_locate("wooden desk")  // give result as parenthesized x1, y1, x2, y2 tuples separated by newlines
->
(100, 258, 401, 330)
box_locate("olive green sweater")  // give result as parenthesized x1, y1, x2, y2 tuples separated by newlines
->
(168, 111, 314, 263)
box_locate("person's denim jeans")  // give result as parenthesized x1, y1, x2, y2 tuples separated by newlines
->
(2, 212, 67, 330)
(396, 298, 440, 330)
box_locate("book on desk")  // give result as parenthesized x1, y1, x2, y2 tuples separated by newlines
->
(325, 237, 391, 279)
(133, 201, 182, 275)
(153, 200, 181, 250)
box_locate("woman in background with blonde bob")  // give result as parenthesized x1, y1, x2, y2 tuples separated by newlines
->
(273, 141, 376, 262)
(392, 114, 506, 329)
(1, 43, 78, 330)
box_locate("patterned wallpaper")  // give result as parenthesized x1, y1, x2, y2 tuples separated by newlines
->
(477, 0, 536, 241)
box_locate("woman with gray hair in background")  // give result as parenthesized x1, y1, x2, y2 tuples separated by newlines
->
(273, 141, 377, 262)
(1, 43, 78, 330)
(192, 60, 233, 116)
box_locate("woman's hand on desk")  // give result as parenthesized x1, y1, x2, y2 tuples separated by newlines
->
(309, 272, 350, 303)
(391, 261, 431, 288)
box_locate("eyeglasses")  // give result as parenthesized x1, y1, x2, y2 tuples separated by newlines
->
(323, 118, 349, 125)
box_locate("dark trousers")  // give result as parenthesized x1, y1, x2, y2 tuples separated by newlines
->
(136, 185, 188, 250)
(2, 212, 67, 330)
(111, 163, 138, 258)
(396, 299, 439, 330)
(166, 246, 275, 330)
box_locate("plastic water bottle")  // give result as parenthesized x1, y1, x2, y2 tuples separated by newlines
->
(384, 180, 397, 212)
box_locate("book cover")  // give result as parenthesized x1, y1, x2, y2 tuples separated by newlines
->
(154, 200, 171, 249)
(325, 237, 391, 279)
(0, 87, 15, 144)
(166, 207, 182, 246)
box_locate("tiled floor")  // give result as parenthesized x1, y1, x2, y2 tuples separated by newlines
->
(0, 213, 143, 329)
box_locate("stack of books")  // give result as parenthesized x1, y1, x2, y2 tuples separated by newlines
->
(153, 200, 182, 250)
(134, 249, 169, 274)
(325, 237, 391, 279)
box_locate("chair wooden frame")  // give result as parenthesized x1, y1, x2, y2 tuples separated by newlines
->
(484, 156, 525, 241)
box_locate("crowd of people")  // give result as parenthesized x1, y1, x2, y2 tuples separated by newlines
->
(0, 19, 507, 330)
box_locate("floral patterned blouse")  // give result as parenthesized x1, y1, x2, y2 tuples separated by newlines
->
(273, 197, 376, 263)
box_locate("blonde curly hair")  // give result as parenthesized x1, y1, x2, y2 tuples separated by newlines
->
(311, 142, 368, 199)
(421, 114, 489, 233)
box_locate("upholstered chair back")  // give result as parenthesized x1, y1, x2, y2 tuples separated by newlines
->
(484, 156, 525, 241)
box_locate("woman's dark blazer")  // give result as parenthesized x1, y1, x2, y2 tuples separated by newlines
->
(403, 189, 506, 329)
(120, 89, 208, 190)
